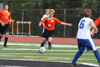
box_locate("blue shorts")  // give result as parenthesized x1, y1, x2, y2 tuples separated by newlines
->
(77, 38, 97, 52)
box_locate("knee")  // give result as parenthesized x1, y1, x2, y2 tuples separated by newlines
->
(48, 37, 52, 43)
(42, 38, 46, 43)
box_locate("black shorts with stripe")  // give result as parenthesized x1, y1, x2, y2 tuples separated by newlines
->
(42, 29, 54, 38)
(0, 23, 9, 35)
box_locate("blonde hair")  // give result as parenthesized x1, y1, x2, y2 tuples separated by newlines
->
(45, 9, 50, 12)
(84, 9, 92, 17)
(49, 9, 55, 13)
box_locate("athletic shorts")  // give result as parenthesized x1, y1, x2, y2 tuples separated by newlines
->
(42, 29, 54, 38)
(77, 38, 97, 52)
(0, 23, 9, 35)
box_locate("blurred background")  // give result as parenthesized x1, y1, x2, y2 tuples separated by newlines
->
(0, 0, 100, 38)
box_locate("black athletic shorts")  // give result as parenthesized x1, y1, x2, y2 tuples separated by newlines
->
(0, 23, 9, 34)
(42, 29, 54, 38)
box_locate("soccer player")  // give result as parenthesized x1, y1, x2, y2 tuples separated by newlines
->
(39, 9, 72, 49)
(0, 4, 11, 47)
(41, 9, 49, 21)
(91, 16, 100, 36)
(41, 9, 50, 49)
(72, 9, 100, 66)
(93, 16, 100, 26)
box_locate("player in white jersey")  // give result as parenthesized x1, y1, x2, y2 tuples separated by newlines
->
(72, 9, 100, 66)
(41, 9, 49, 20)
(41, 9, 49, 33)
(41, 9, 51, 49)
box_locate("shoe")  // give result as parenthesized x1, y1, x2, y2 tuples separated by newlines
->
(4, 45, 7, 47)
(48, 44, 52, 49)
(71, 63, 78, 66)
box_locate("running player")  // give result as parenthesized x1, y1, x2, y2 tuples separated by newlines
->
(39, 9, 72, 49)
(41, 9, 50, 49)
(0, 4, 11, 47)
(72, 9, 100, 66)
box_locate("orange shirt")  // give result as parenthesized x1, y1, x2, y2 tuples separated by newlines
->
(94, 16, 100, 26)
(40, 17, 62, 30)
(0, 10, 11, 24)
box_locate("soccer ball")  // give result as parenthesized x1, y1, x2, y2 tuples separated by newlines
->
(39, 47, 46, 53)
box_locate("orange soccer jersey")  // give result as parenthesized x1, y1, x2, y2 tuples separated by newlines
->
(40, 17, 62, 30)
(94, 16, 100, 26)
(0, 10, 11, 24)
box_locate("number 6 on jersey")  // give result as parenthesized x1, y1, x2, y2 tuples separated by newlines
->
(80, 20, 85, 29)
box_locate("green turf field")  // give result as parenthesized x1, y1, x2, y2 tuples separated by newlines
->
(0, 42, 99, 65)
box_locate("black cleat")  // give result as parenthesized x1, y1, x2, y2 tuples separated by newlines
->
(4, 45, 7, 47)
(48, 45, 52, 49)
(71, 63, 78, 66)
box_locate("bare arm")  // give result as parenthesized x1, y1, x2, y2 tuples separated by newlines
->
(8, 19, 12, 24)
(38, 21, 42, 27)
(61, 22, 72, 26)
(91, 23, 98, 36)
(39, 17, 46, 27)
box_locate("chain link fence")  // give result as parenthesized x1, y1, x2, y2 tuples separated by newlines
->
(9, 8, 99, 38)
(1, 1, 100, 38)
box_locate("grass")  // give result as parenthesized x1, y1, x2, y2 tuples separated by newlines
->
(0, 42, 99, 65)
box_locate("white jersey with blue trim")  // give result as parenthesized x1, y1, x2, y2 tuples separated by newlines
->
(77, 17, 94, 39)
(41, 14, 49, 33)
(41, 14, 49, 20)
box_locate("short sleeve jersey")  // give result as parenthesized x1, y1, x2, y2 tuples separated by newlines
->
(94, 16, 100, 26)
(0, 10, 11, 24)
(41, 14, 48, 20)
(77, 17, 94, 39)
(40, 17, 62, 30)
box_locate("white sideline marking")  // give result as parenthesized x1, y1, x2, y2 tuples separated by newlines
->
(3, 48, 78, 52)
(78, 62, 98, 67)
(0, 53, 94, 55)
(55, 61, 99, 67)
(0, 42, 78, 48)
(0, 42, 100, 49)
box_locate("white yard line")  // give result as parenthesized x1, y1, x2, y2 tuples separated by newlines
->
(53, 61, 99, 67)
(78, 62, 98, 67)
(0, 42, 100, 49)
(3, 48, 78, 52)
(0, 53, 94, 55)
(0, 42, 78, 48)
